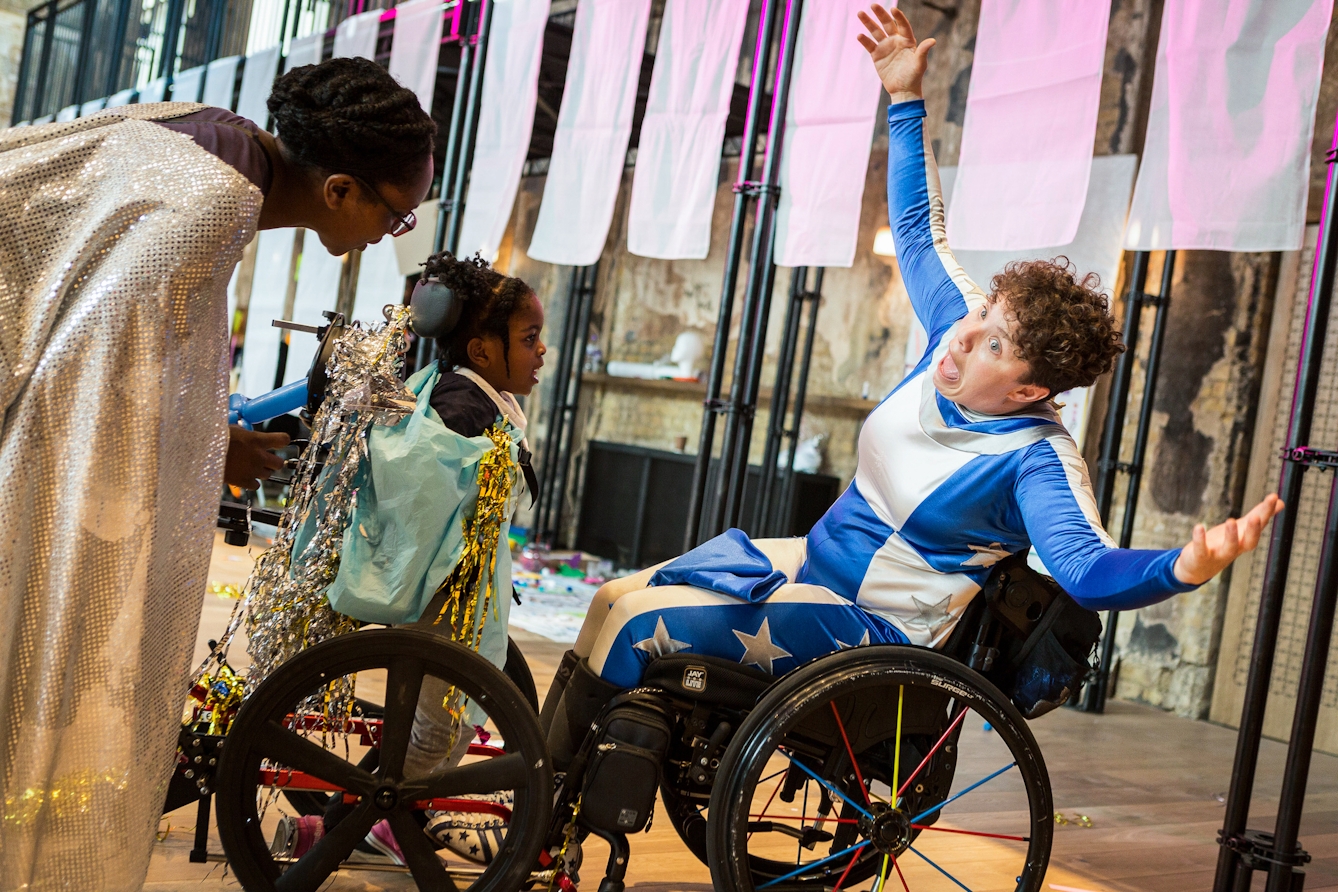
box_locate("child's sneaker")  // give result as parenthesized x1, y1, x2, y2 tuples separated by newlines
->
(365, 819, 406, 865)
(425, 792, 511, 864)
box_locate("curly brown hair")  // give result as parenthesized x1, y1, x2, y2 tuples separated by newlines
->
(990, 257, 1125, 397)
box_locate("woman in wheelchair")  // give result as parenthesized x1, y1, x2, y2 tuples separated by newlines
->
(541, 2, 1283, 774)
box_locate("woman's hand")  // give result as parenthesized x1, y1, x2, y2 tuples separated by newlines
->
(1173, 494, 1284, 586)
(225, 425, 291, 490)
(856, 3, 936, 104)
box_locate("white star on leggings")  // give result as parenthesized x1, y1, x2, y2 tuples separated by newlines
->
(734, 617, 792, 674)
(835, 630, 871, 650)
(633, 616, 691, 658)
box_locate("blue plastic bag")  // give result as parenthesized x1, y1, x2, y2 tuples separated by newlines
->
(317, 365, 521, 630)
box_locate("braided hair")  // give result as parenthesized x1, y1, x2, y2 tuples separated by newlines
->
(423, 251, 535, 373)
(267, 56, 436, 187)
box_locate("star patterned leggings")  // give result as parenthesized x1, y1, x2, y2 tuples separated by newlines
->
(574, 538, 908, 689)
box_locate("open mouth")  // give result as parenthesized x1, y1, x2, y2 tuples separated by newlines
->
(937, 351, 961, 384)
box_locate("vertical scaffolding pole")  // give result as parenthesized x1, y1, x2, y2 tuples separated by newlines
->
(683, 0, 783, 551)
(1085, 250, 1176, 713)
(1213, 111, 1338, 892)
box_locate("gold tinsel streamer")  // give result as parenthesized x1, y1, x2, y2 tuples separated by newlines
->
(427, 423, 518, 755)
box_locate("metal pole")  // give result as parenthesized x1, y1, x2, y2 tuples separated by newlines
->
(753, 267, 807, 534)
(31, 0, 57, 119)
(445, 0, 493, 255)
(1266, 471, 1338, 891)
(1214, 112, 1338, 892)
(1090, 250, 1176, 713)
(104, 0, 134, 97)
(159, 0, 187, 80)
(72, 0, 98, 106)
(536, 267, 582, 543)
(433, 1, 475, 255)
(715, 0, 802, 534)
(683, 0, 782, 551)
(550, 265, 597, 548)
(774, 268, 822, 536)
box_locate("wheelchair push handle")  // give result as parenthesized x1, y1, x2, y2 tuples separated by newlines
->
(227, 312, 347, 428)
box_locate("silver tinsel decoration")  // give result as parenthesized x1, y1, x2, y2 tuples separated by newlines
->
(192, 306, 414, 724)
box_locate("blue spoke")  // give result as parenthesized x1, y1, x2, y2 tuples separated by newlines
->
(780, 749, 874, 821)
(908, 845, 973, 892)
(910, 761, 1017, 824)
(757, 841, 870, 890)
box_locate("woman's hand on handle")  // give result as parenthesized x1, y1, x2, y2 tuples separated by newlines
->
(856, 3, 935, 104)
(1173, 494, 1285, 586)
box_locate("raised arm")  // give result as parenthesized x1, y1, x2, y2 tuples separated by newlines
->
(859, 4, 983, 343)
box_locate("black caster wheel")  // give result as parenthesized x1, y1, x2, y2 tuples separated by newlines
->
(707, 646, 1052, 892)
(215, 628, 552, 891)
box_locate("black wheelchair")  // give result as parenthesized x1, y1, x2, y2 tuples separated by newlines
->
(197, 545, 1096, 892)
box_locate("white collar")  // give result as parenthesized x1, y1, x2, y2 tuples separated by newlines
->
(451, 366, 527, 439)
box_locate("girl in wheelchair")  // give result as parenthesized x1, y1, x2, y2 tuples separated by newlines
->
(541, 3, 1283, 775)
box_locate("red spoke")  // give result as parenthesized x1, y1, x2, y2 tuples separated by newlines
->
(830, 843, 867, 892)
(911, 823, 1028, 842)
(897, 708, 968, 800)
(891, 853, 911, 892)
(830, 701, 874, 809)
(749, 813, 861, 824)
(750, 769, 789, 841)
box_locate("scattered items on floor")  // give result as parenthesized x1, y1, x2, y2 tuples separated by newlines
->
(510, 569, 600, 643)
(208, 581, 242, 599)
(1053, 812, 1094, 828)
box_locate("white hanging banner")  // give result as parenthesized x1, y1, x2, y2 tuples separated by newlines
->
(773, 0, 885, 268)
(945, 0, 1110, 251)
(236, 46, 282, 125)
(457, 0, 552, 261)
(352, 240, 406, 325)
(105, 88, 136, 108)
(55, 105, 78, 122)
(284, 33, 324, 72)
(79, 97, 105, 117)
(334, 9, 382, 59)
(388, 0, 446, 113)
(526, 0, 651, 266)
(171, 64, 207, 103)
(626, 0, 750, 260)
(202, 55, 241, 109)
(1125, 0, 1334, 252)
(283, 242, 345, 386)
(137, 77, 168, 104)
(239, 228, 297, 399)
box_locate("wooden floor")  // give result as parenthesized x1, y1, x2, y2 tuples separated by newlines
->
(145, 535, 1338, 891)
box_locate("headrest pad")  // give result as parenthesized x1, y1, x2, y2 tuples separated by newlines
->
(408, 277, 464, 340)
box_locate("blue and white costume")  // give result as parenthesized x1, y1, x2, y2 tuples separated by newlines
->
(586, 100, 1196, 689)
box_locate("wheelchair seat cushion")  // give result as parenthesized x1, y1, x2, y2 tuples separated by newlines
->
(642, 654, 774, 709)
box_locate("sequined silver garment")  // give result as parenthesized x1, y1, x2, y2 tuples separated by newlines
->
(0, 104, 262, 891)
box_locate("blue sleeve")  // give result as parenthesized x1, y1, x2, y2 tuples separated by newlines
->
(1015, 439, 1198, 611)
(886, 100, 983, 344)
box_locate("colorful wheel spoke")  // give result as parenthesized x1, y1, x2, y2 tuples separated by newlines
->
(911, 823, 1027, 842)
(910, 761, 1018, 824)
(756, 840, 870, 889)
(831, 701, 875, 808)
(908, 844, 973, 892)
(891, 686, 904, 804)
(780, 749, 874, 821)
(897, 707, 968, 801)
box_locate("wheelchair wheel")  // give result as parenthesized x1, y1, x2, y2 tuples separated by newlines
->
(215, 629, 552, 892)
(707, 646, 1052, 892)
(281, 636, 538, 817)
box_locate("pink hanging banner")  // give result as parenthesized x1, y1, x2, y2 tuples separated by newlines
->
(946, 0, 1110, 251)
(458, 0, 553, 262)
(1125, 0, 1334, 251)
(773, 0, 886, 269)
(626, 0, 751, 260)
(334, 9, 382, 60)
(526, 0, 652, 266)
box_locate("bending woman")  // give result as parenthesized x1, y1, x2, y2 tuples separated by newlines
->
(541, 6, 1282, 766)
(0, 57, 434, 890)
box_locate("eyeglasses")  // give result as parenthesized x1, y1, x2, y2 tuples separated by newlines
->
(353, 175, 417, 238)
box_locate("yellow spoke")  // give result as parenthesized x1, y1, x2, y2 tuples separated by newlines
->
(891, 685, 904, 806)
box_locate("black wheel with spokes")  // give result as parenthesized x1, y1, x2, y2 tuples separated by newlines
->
(215, 629, 552, 892)
(707, 646, 1051, 892)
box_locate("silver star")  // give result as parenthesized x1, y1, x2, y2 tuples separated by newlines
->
(634, 616, 691, 658)
(835, 630, 871, 650)
(734, 617, 792, 674)
(903, 593, 954, 634)
(962, 542, 1010, 567)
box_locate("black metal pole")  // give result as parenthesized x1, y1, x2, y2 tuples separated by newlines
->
(715, 0, 802, 535)
(104, 0, 134, 97)
(1090, 250, 1176, 713)
(683, 0, 781, 551)
(445, 0, 493, 256)
(1214, 113, 1338, 892)
(31, 0, 57, 119)
(72, 0, 98, 106)
(536, 267, 581, 542)
(433, 2, 475, 255)
(1266, 470, 1338, 891)
(549, 265, 597, 548)
(774, 267, 822, 536)
(753, 267, 807, 534)
(159, 0, 187, 81)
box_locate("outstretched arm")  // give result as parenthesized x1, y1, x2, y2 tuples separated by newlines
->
(859, 4, 982, 344)
(1173, 494, 1283, 585)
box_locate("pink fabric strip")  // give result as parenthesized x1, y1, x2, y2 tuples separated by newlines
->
(945, 0, 1110, 252)
(388, 0, 446, 114)
(1125, 0, 1334, 251)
